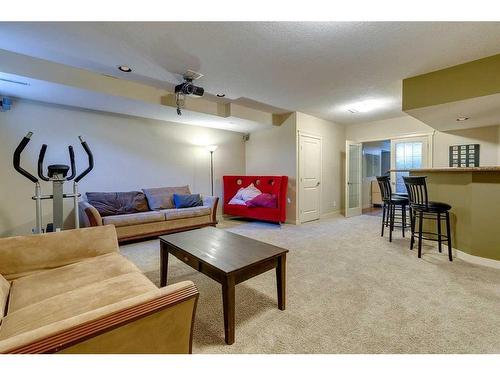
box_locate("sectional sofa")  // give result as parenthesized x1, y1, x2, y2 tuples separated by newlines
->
(0, 225, 198, 354)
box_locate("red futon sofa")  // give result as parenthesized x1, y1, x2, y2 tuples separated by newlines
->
(223, 175, 288, 224)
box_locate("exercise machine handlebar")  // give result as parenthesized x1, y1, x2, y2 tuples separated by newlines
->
(13, 132, 38, 183)
(75, 136, 94, 183)
(37, 144, 50, 181)
(66, 145, 76, 181)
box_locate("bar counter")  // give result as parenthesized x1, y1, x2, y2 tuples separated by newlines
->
(401, 167, 500, 261)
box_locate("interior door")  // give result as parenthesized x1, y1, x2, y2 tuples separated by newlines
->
(345, 141, 362, 217)
(299, 133, 321, 223)
(390, 136, 430, 194)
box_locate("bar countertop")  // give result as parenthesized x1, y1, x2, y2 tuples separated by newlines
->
(391, 166, 500, 172)
(390, 166, 500, 261)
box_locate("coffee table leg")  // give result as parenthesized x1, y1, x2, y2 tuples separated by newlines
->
(160, 243, 169, 287)
(276, 254, 286, 310)
(222, 275, 235, 345)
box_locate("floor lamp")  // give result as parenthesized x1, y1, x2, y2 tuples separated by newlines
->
(207, 145, 218, 196)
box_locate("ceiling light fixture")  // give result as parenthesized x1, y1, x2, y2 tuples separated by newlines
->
(456, 117, 469, 121)
(118, 65, 132, 73)
(216, 93, 226, 98)
(345, 99, 388, 114)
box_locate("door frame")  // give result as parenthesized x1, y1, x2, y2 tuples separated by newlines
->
(298, 131, 322, 224)
(345, 140, 363, 217)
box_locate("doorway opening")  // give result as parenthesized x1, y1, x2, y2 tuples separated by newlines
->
(361, 140, 390, 217)
(345, 134, 431, 219)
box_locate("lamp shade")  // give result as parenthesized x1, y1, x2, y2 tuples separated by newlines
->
(206, 145, 218, 152)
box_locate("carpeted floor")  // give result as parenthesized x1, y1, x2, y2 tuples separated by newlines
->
(120, 214, 500, 354)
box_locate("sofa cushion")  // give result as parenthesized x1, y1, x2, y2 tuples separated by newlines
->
(86, 191, 149, 217)
(1, 274, 10, 320)
(0, 225, 119, 280)
(7, 253, 141, 313)
(0, 272, 156, 340)
(173, 193, 203, 209)
(102, 211, 165, 227)
(161, 206, 211, 220)
(142, 186, 191, 210)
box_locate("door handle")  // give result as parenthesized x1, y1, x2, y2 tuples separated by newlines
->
(316, 181, 321, 187)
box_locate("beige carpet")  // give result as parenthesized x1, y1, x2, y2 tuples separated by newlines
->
(120, 214, 500, 354)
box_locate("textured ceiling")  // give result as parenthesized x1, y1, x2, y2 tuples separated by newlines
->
(1, 22, 500, 125)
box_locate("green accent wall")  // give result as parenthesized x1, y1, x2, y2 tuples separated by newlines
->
(403, 53, 500, 111)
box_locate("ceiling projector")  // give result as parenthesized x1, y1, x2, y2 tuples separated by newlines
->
(174, 79, 204, 97)
(175, 71, 205, 116)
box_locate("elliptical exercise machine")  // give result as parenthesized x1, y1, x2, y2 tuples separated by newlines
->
(13, 132, 94, 233)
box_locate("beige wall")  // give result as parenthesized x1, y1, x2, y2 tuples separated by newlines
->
(346, 115, 500, 167)
(433, 125, 500, 167)
(245, 113, 297, 223)
(296, 112, 346, 216)
(0, 100, 245, 237)
(245, 112, 346, 222)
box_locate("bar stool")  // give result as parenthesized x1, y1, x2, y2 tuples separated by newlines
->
(376, 176, 409, 242)
(403, 176, 453, 261)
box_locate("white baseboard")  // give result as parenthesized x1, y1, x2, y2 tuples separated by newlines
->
(454, 249, 500, 270)
(320, 210, 341, 219)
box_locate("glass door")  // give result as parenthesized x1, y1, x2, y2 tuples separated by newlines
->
(390, 136, 430, 194)
(345, 141, 362, 217)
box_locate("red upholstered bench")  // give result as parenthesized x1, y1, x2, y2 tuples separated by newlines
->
(223, 176, 288, 224)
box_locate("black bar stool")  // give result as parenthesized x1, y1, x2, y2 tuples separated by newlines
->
(376, 176, 409, 242)
(403, 176, 453, 261)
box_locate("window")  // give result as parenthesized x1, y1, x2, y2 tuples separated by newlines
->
(394, 142, 424, 194)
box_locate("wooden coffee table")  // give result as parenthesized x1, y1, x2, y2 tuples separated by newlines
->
(159, 226, 288, 345)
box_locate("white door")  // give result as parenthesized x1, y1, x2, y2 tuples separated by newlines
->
(299, 133, 321, 223)
(390, 136, 430, 194)
(345, 141, 362, 217)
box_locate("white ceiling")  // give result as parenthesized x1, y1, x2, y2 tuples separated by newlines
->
(1, 22, 500, 125)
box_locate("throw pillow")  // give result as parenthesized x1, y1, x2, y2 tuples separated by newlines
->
(228, 197, 247, 205)
(246, 193, 277, 208)
(240, 183, 262, 202)
(173, 193, 203, 208)
(142, 186, 191, 210)
(86, 191, 149, 217)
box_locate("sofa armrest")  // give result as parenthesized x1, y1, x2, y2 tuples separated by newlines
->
(0, 225, 119, 280)
(202, 195, 219, 223)
(0, 281, 199, 354)
(79, 201, 102, 227)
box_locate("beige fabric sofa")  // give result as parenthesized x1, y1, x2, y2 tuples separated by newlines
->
(79, 195, 219, 243)
(0, 225, 198, 354)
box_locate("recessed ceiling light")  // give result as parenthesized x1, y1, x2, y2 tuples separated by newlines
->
(456, 117, 469, 121)
(216, 93, 226, 98)
(118, 65, 132, 73)
(345, 99, 388, 113)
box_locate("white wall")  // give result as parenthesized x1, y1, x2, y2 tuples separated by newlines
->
(296, 112, 346, 216)
(245, 113, 297, 223)
(346, 115, 500, 167)
(0, 100, 245, 236)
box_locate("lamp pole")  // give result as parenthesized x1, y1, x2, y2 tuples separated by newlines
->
(207, 145, 218, 196)
(210, 150, 214, 196)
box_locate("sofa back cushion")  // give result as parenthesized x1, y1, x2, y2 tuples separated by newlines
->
(1, 274, 10, 320)
(0, 225, 119, 280)
(86, 191, 149, 217)
(142, 186, 191, 210)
